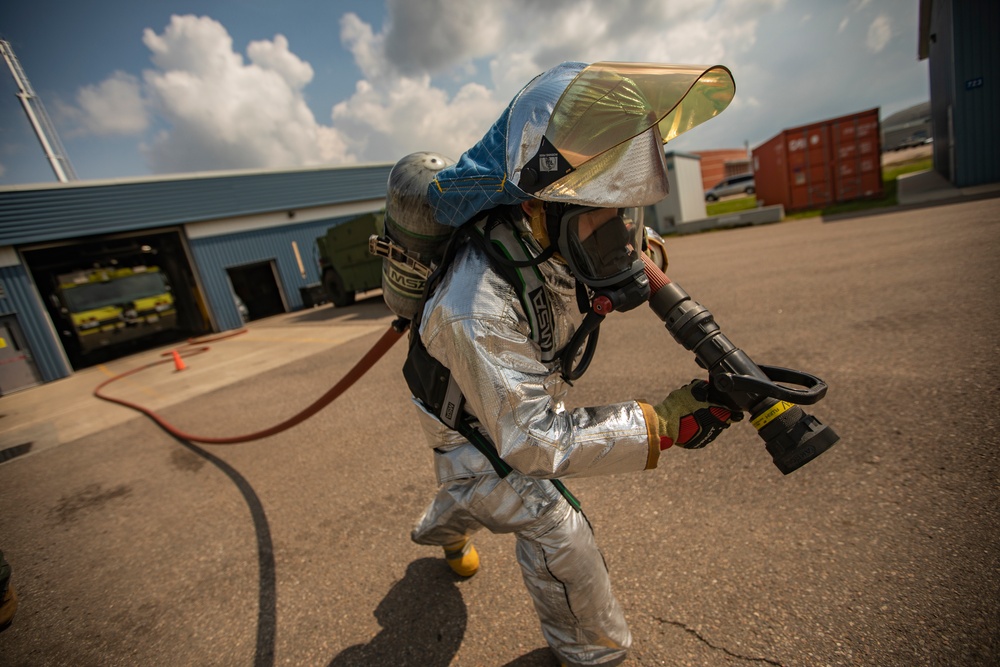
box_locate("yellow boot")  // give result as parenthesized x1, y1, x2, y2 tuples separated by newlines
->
(443, 538, 479, 577)
(0, 584, 17, 633)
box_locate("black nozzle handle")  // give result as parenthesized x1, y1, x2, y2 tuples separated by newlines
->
(646, 274, 840, 474)
(713, 364, 828, 406)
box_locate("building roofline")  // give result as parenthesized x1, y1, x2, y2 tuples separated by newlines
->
(0, 161, 395, 193)
(665, 150, 703, 160)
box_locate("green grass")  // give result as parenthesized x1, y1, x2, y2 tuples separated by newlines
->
(704, 157, 934, 221)
(705, 195, 758, 216)
(884, 157, 933, 182)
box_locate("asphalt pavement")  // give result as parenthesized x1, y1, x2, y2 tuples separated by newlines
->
(1, 195, 998, 667)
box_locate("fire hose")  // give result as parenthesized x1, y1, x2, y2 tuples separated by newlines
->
(93, 326, 404, 444)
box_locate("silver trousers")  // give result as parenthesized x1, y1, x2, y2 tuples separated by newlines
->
(412, 468, 631, 666)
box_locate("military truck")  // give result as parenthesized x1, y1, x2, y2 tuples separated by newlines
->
(316, 211, 384, 307)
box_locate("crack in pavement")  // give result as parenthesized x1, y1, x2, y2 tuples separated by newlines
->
(655, 617, 784, 666)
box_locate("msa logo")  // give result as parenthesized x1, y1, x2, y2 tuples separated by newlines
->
(444, 400, 457, 421)
(387, 263, 424, 294)
(529, 287, 553, 353)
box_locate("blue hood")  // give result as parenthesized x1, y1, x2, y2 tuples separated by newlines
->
(427, 62, 587, 228)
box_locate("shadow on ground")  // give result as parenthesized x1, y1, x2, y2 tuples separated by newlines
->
(501, 647, 561, 666)
(326, 558, 468, 666)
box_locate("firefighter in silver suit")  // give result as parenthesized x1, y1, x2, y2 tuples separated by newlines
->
(408, 61, 741, 667)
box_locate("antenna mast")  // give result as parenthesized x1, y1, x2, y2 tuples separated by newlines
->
(1, 39, 78, 182)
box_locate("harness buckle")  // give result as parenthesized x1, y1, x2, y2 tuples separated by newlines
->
(368, 235, 433, 280)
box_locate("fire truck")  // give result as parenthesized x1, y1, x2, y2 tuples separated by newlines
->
(53, 265, 177, 355)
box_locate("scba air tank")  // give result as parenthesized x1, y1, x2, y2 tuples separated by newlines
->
(381, 152, 454, 320)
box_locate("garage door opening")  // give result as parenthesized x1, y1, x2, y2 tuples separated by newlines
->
(22, 229, 211, 369)
(227, 261, 286, 322)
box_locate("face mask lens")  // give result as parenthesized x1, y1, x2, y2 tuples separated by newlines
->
(564, 207, 643, 282)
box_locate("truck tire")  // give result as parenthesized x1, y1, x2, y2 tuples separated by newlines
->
(323, 269, 355, 308)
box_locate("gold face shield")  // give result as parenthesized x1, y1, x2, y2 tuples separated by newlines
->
(427, 60, 736, 229)
(513, 62, 736, 208)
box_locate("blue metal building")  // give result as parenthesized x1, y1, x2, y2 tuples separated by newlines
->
(0, 163, 391, 392)
(919, 0, 1000, 187)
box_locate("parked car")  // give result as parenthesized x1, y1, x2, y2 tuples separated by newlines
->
(705, 173, 755, 201)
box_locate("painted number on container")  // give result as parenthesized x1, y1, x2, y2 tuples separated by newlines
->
(789, 138, 808, 151)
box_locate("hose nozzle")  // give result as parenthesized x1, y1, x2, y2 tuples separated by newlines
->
(641, 254, 838, 474)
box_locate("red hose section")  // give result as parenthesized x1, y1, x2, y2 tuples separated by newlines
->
(93, 326, 404, 445)
(186, 329, 251, 345)
(641, 252, 671, 294)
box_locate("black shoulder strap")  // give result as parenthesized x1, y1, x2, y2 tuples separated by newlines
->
(401, 212, 581, 510)
(457, 413, 579, 511)
(465, 214, 558, 363)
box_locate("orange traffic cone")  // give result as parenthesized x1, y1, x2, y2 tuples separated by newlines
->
(171, 349, 186, 372)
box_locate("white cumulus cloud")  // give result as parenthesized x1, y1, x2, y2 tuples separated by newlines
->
(63, 14, 356, 175)
(247, 34, 315, 90)
(59, 3, 782, 175)
(139, 15, 355, 174)
(328, 0, 778, 163)
(867, 14, 892, 53)
(67, 71, 149, 137)
(380, 0, 505, 76)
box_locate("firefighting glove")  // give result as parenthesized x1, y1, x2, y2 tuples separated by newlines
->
(653, 379, 743, 449)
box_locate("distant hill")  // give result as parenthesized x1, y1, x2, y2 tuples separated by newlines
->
(882, 101, 932, 151)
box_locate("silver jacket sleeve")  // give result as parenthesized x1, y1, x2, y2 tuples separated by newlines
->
(418, 238, 659, 481)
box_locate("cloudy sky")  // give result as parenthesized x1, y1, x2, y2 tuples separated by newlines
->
(0, 0, 928, 186)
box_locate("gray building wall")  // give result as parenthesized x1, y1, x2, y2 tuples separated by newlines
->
(950, 0, 999, 187)
(0, 262, 71, 381)
(923, 0, 999, 187)
(925, 0, 954, 178)
(189, 213, 373, 331)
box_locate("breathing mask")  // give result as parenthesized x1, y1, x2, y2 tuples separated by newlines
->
(548, 204, 650, 313)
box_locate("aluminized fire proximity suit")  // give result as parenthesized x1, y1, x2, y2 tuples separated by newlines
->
(403, 60, 739, 666)
(410, 213, 659, 666)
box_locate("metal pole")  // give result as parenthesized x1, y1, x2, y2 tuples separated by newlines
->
(1, 39, 78, 182)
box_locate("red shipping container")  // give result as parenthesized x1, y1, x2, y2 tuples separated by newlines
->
(752, 108, 883, 212)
